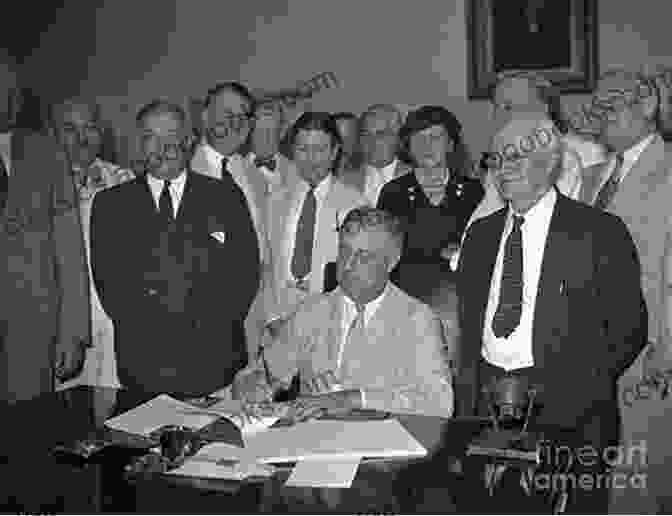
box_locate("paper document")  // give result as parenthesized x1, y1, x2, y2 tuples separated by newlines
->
(168, 458, 274, 480)
(104, 394, 219, 436)
(243, 418, 427, 463)
(205, 399, 282, 435)
(285, 457, 361, 488)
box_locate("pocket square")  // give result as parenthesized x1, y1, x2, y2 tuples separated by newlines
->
(210, 231, 226, 243)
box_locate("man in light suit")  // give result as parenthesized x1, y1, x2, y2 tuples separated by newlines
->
(0, 54, 89, 403)
(234, 206, 452, 513)
(191, 82, 268, 263)
(457, 115, 646, 513)
(579, 69, 672, 514)
(339, 104, 411, 205)
(247, 112, 365, 361)
(247, 99, 300, 195)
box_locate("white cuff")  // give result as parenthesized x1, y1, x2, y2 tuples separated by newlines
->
(360, 388, 366, 409)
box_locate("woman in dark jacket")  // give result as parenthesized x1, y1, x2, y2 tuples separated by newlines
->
(377, 105, 483, 299)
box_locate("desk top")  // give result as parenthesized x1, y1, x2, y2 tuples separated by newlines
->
(0, 386, 488, 512)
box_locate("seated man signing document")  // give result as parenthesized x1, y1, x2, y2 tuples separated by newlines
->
(231, 206, 454, 420)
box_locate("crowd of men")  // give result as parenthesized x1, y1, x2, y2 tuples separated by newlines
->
(2, 50, 672, 512)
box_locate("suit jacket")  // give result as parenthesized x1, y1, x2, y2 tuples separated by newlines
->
(457, 193, 646, 445)
(191, 143, 269, 263)
(0, 129, 90, 402)
(90, 171, 260, 397)
(580, 133, 672, 349)
(239, 284, 454, 417)
(339, 159, 412, 202)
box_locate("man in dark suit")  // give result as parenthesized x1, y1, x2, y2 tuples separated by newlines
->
(456, 115, 647, 513)
(90, 100, 259, 397)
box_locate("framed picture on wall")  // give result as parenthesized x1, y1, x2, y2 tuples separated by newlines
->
(467, 0, 598, 99)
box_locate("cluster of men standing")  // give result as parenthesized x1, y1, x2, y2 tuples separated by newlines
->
(3, 47, 672, 513)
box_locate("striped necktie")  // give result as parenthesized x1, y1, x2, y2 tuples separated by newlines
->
(492, 215, 525, 338)
(594, 153, 625, 210)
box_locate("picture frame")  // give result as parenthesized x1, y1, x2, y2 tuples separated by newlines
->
(467, 0, 598, 99)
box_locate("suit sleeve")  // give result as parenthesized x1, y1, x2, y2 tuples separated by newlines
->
(90, 191, 122, 321)
(221, 179, 260, 323)
(363, 308, 454, 417)
(52, 146, 90, 355)
(596, 214, 648, 379)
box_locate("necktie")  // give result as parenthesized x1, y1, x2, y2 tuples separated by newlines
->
(340, 303, 366, 383)
(254, 156, 277, 171)
(492, 215, 525, 338)
(594, 153, 625, 210)
(159, 180, 174, 221)
(0, 155, 7, 214)
(291, 186, 316, 280)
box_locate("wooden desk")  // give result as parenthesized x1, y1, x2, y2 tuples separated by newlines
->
(0, 386, 486, 513)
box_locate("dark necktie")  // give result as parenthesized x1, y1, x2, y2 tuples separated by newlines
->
(0, 155, 7, 214)
(594, 153, 625, 210)
(220, 156, 229, 177)
(291, 186, 317, 280)
(254, 156, 277, 171)
(492, 215, 525, 338)
(159, 180, 174, 222)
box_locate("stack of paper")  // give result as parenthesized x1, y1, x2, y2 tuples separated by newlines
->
(104, 394, 219, 436)
(242, 418, 427, 463)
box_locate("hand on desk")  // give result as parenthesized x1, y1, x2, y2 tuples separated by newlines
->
(288, 389, 363, 423)
(301, 370, 340, 395)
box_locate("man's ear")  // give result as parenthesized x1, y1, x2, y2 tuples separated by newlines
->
(387, 249, 401, 272)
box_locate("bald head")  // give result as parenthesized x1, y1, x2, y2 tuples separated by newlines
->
(359, 104, 402, 168)
(490, 115, 563, 214)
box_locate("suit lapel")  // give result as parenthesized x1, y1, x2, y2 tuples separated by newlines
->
(466, 209, 507, 358)
(175, 171, 196, 224)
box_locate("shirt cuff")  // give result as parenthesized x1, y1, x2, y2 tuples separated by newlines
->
(359, 388, 366, 409)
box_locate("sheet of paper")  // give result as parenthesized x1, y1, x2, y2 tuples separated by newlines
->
(206, 399, 282, 435)
(285, 457, 361, 488)
(167, 458, 274, 480)
(242, 418, 427, 463)
(104, 394, 218, 436)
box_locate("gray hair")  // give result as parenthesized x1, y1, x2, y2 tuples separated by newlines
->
(339, 206, 405, 249)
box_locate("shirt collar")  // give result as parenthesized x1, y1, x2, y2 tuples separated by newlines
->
(366, 158, 398, 181)
(508, 185, 557, 223)
(620, 133, 656, 179)
(201, 141, 241, 169)
(306, 174, 332, 201)
(146, 169, 188, 198)
(71, 157, 102, 173)
(341, 282, 389, 326)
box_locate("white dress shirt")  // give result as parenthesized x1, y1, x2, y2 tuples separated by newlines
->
(594, 133, 655, 194)
(364, 158, 398, 205)
(285, 175, 333, 282)
(339, 285, 388, 370)
(0, 132, 11, 174)
(482, 187, 557, 370)
(146, 170, 187, 218)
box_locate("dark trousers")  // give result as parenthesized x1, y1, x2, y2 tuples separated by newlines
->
(462, 358, 612, 514)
